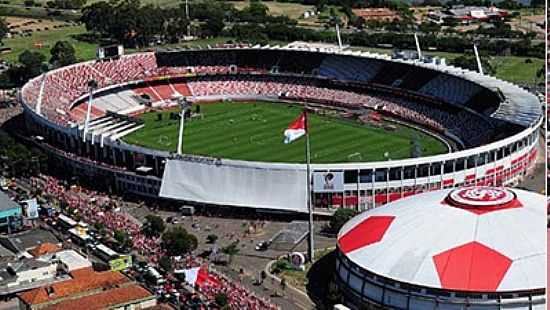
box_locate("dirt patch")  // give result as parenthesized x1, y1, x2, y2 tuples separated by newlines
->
(5, 16, 74, 36)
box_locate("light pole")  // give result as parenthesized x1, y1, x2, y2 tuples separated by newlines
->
(177, 97, 191, 155)
(83, 80, 98, 142)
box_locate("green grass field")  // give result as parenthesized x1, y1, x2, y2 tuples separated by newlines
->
(0, 24, 97, 62)
(123, 101, 448, 163)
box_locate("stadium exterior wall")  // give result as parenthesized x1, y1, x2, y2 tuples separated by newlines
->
(334, 250, 545, 310)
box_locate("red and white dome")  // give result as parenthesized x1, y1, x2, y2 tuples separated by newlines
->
(337, 187, 546, 293)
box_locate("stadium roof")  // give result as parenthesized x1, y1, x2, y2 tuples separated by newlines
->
(337, 187, 545, 292)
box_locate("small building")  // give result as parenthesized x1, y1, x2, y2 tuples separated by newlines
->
(0, 192, 23, 233)
(37, 250, 92, 273)
(427, 5, 508, 24)
(0, 258, 59, 295)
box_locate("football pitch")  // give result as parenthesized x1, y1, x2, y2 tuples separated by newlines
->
(123, 102, 449, 163)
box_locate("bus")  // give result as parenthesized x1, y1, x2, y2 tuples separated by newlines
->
(57, 214, 77, 230)
(95, 243, 119, 262)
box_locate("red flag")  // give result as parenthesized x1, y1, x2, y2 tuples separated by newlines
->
(284, 112, 307, 144)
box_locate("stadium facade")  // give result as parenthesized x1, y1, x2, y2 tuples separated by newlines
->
(18, 47, 542, 212)
(336, 187, 546, 309)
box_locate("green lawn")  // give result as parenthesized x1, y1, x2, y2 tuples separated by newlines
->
(489, 56, 543, 84)
(123, 101, 448, 163)
(0, 25, 96, 62)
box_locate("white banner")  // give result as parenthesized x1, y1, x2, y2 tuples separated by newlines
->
(21, 198, 39, 219)
(313, 171, 344, 193)
(160, 159, 308, 212)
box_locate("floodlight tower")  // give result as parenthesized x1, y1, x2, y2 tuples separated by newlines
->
(186, 0, 190, 37)
(414, 33, 422, 60)
(473, 43, 483, 75)
(83, 80, 98, 142)
(333, 16, 343, 50)
(177, 97, 191, 155)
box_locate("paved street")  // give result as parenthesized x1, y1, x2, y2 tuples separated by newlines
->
(123, 204, 335, 309)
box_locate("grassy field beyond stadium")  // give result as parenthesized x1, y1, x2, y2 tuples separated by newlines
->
(123, 102, 448, 163)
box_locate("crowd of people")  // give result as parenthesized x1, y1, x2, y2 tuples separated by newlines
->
(29, 174, 279, 309)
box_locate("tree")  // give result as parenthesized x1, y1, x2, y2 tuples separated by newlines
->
(204, 18, 224, 37)
(142, 215, 165, 237)
(450, 54, 495, 76)
(214, 293, 229, 308)
(206, 234, 218, 244)
(329, 208, 357, 233)
(161, 227, 198, 256)
(113, 229, 132, 250)
(81, 1, 114, 35)
(50, 41, 77, 67)
(18, 50, 46, 79)
(0, 18, 8, 44)
(222, 241, 239, 265)
(418, 22, 441, 34)
(159, 256, 173, 273)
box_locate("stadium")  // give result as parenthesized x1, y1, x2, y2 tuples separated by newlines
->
(18, 45, 542, 212)
(336, 186, 546, 309)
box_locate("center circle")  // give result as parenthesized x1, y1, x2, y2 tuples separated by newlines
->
(448, 187, 515, 207)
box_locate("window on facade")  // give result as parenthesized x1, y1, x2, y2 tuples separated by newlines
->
(443, 160, 454, 174)
(359, 170, 374, 183)
(455, 159, 465, 171)
(430, 162, 441, 175)
(389, 168, 402, 181)
(404, 166, 415, 179)
(467, 156, 476, 169)
(344, 170, 358, 184)
(417, 164, 429, 177)
(375, 169, 388, 182)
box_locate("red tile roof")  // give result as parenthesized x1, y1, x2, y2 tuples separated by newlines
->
(29, 243, 62, 257)
(43, 284, 154, 310)
(18, 269, 129, 305)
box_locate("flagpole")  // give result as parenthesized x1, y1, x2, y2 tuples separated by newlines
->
(304, 106, 314, 263)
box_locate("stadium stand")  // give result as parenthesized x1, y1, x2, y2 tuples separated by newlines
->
(419, 74, 482, 105)
(319, 56, 383, 82)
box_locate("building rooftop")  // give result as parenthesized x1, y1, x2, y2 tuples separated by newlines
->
(8, 258, 51, 274)
(29, 243, 61, 257)
(39, 250, 91, 272)
(0, 191, 21, 212)
(18, 268, 129, 306)
(43, 284, 154, 310)
(0, 229, 60, 254)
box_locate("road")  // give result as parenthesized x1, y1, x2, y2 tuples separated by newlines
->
(123, 204, 333, 309)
